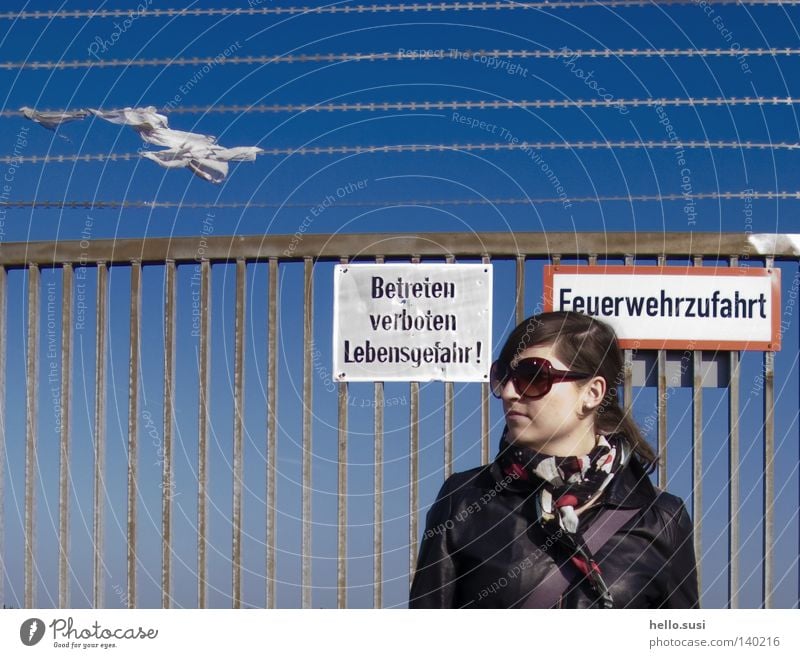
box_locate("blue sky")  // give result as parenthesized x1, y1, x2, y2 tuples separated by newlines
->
(0, 0, 798, 609)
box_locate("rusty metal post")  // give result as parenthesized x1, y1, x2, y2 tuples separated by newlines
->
(266, 257, 278, 609)
(762, 257, 775, 608)
(127, 260, 142, 609)
(623, 255, 634, 412)
(515, 254, 525, 325)
(337, 257, 349, 608)
(59, 263, 73, 607)
(481, 254, 491, 465)
(232, 259, 246, 608)
(373, 255, 384, 609)
(409, 255, 420, 585)
(444, 255, 455, 476)
(197, 259, 211, 608)
(302, 257, 313, 608)
(25, 263, 40, 608)
(728, 255, 741, 608)
(93, 262, 107, 608)
(162, 260, 176, 607)
(656, 254, 667, 488)
(691, 256, 704, 603)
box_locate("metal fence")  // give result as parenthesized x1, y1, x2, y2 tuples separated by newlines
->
(0, 231, 797, 609)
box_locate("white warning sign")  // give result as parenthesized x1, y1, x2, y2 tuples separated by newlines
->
(545, 265, 781, 351)
(333, 263, 492, 381)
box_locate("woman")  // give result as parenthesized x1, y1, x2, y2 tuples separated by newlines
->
(409, 311, 699, 608)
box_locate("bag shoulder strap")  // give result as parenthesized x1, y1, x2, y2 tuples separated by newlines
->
(520, 506, 640, 608)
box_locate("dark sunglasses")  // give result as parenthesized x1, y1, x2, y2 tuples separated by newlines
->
(490, 357, 592, 400)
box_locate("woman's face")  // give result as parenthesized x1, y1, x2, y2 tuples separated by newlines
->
(497, 343, 604, 454)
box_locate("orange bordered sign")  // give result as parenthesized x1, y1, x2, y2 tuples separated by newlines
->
(544, 265, 781, 351)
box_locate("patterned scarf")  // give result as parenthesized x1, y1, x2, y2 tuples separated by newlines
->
(497, 428, 631, 608)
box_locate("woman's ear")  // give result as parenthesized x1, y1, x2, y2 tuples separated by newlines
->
(582, 376, 607, 412)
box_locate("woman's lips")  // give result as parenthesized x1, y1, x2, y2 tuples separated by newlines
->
(506, 411, 528, 420)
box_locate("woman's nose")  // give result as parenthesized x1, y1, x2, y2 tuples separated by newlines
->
(499, 376, 519, 400)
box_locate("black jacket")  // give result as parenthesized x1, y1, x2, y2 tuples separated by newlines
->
(409, 444, 699, 608)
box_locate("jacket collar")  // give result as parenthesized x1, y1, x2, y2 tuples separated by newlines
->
(600, 451, 658, 508)
(489, 432, 658, 509)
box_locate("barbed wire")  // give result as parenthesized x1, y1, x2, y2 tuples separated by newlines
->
(0, 1, 796, 21)
(2, 47, 796, 70)
(2, 191, 797, 210)
(4, 96, 798, 118)
(2, 139, 796, 165)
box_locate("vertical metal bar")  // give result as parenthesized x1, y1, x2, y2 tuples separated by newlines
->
(373, 255, 384, 609)
(656, 255, 667, 488)
(410, 378, 419, 580)
(266, 257, 277, 609)
(232, 259, 246, 609)
(728, 255, 740, 609)
(691, 255, 703, 602)
(93, 262, 107, 608)
(127, 260, 141, 609)
(515, 254, 525, 325)
(623, 352, 633, 412)
(337, 257, 348, 609)
(302, 256, 313, 608)
(481, 255, 491, 465)
(444, 255, 454, 477)
(197, 259, 211, 608)
(623, 255, 634, 411)
(162, 260, 176, 608)
(59, 263, 73, 608)
(444, 376, 453, 475)
(762, 257, 775, 609)
(25, 263, 39, 608)
(0, 266, 6, 608)
(409, 255, 420, 583)
(656, 353, 667, 489)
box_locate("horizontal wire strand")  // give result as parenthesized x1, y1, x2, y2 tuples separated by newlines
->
(2, 47, 797, 70)
(4, 96, 799, 117)
(2, 140, 797, 164)
(1, 1, 796, 20)
(2, 191, 798, 210)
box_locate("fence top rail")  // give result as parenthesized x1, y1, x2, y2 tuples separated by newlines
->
(0, 232, 797, 267)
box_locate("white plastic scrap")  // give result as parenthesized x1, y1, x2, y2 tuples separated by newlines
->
(140, 148, 229, 184)
(22, 104, 263, 182)
(20, 107, 90, 130)
(89, 106, 263, 182)
(89, 106, 170, 132)
(139, 143, 266, 183)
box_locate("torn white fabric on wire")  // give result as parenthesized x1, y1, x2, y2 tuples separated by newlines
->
(90, 107, 216, 149)
(89, 106, 263, 182)
(22, 104, 263, 182)
(20, 107, 89, 130)
(140, 149, 229, 184)
(138, 145, 264, 183)
(88, 106, 170, 131)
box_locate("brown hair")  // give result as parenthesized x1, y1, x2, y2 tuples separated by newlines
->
(496, 310, 657, 469)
